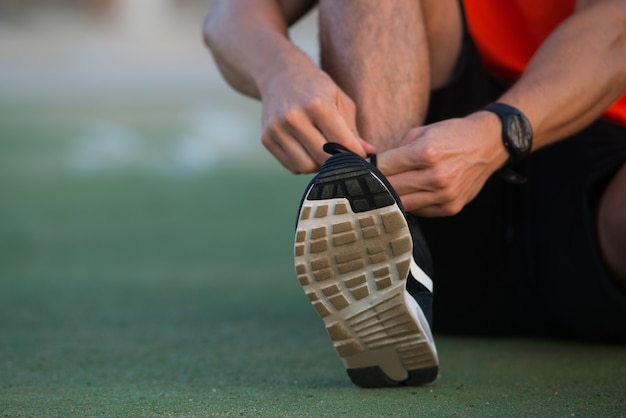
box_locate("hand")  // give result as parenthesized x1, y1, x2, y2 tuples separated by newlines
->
(259, 64, 375, 174)
(377, 112, 508, 217)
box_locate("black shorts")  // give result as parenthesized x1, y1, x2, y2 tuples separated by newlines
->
(420, 25, 626, 342)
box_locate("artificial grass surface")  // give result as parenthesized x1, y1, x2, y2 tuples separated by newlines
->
(1, 101, 625, 417)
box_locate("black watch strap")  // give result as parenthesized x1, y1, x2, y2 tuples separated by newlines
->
(498, 167, 527, 184)
(482, 102, 532, 184)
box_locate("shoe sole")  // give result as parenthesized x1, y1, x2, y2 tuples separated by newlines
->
(294, 154, 438, 388)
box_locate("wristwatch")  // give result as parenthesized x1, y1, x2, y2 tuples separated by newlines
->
(482, 102, 533, 162)
(482, 102, 533, 183)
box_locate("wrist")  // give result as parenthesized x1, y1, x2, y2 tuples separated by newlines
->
(475, 102, 534, 184)
(466, 111, 510, 171)
(256, 48, 317, 99)
(481, 102, 534, 163)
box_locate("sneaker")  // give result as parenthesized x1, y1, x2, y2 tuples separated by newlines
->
(294, 143, 439, 388)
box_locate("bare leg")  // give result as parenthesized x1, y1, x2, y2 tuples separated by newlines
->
(318, 0, 462, 151)
(597, 161, 626, 290)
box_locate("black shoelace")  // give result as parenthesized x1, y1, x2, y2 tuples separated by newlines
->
(323, 142, 377, 167)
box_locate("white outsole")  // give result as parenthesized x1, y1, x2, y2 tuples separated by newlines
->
(295, 196, 438, 384)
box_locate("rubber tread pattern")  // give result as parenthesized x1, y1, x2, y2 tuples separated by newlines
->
(295, 152, 438, 388)
(306, 153, 395, 213)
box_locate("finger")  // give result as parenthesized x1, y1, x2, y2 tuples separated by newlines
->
(376, 124, 432, 175)
(262, 132, 301, 173)
(401, 194, 457, 217)
(359, 138, 377, 155)
(401, 191, 465, 217)
(309, 98, 366, 157)
(282, 118, 334, 167)
(385, 169, 438, 197)
(376, 145, 420, 177)
(384, 169, 456, 214)
(262, 128, 319, 174)
(265, 139, 296, 173)
(396, 187, 442, 212)
(272, 103, 341, 167)
(408, 203, 459, 218)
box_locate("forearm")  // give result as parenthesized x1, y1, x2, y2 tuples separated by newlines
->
(497, 0, 626, 151)
(203, 0, 317, 99)
(318, 0, 432, 151)
(378, 1, 626, 217)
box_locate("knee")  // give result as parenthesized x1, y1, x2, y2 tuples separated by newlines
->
(597, 162, 626, 282)
(598, 163, 626, 237)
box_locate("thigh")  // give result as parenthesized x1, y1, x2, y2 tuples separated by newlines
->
(421, 0, 464, 90)
(424, 119, 626, 340)
(421, 23, 515, 335)
(421, 22, 626, 341)
(425, 24, 498, 124)
(515, 121, 626, 342)
(420, 177, 515, 335)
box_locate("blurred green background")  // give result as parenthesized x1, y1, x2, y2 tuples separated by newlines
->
(1, 2, 625, 416)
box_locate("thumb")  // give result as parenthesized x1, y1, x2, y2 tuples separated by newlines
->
(359, 138, 378, 155)
(377, 126, 427, 175)
(376, 143, 417, 177)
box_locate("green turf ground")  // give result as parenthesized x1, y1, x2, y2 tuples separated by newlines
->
(1, 99, 625, 417)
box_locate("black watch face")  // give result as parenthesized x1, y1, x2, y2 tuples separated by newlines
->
(507, 114, 532, 154)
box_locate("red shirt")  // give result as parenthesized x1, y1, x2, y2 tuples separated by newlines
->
(464, 0, 626, 125)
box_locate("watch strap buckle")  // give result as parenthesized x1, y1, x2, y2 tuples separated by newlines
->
(498, 166, 527, 184)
